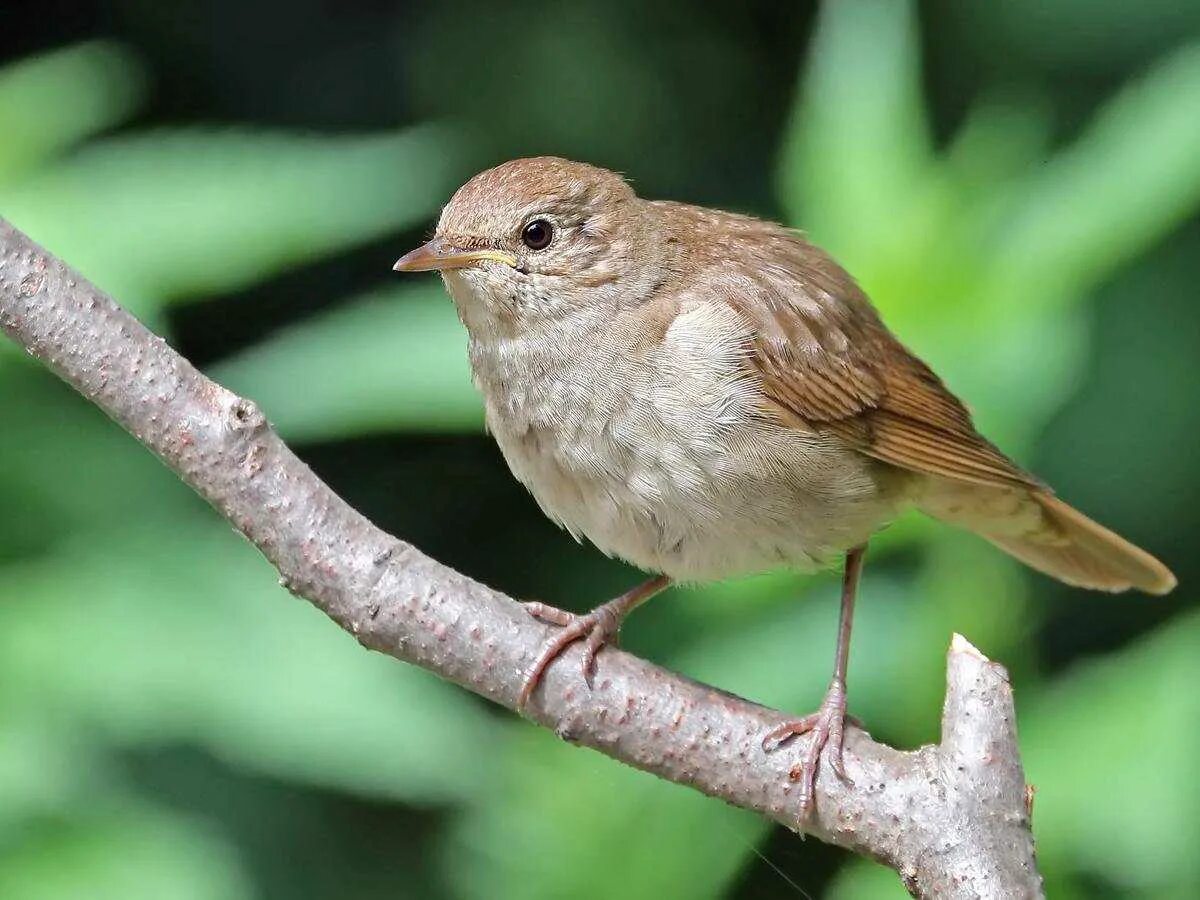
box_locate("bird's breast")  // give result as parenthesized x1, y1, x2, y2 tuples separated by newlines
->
(467, 301, 897, 580)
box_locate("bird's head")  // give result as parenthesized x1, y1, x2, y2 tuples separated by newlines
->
(394, 157, 663, 334)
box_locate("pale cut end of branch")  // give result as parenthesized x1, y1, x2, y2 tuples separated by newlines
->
(924, 633, 1042, 898)
(950, 631, 988, 660)
(942, 632, 1018, 760)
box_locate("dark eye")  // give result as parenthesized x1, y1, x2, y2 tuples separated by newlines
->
(521, 219, 553, 250)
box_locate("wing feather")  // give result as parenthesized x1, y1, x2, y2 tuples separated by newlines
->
(703, 235, 1040, 491)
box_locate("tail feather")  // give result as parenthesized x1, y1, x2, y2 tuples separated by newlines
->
(920, 482, 1176, 595)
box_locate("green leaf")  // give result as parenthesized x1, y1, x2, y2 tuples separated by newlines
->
(0, 125, 460, 319)
(981, 42, 1200, 314)
(955, 0, 1200, 73)
(212, 284, 483, 440)
(0, 517, 501, 804)
(778, 0, 933, 263)
(0, 42, 145, 184)
(0, 711, 113, 839)
(944, 94, 1053, 197)
(1022, 610, 1200, 893)
(0, 805, 252, 900)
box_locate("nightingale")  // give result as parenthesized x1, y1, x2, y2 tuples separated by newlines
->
(394, 157, 1176, 814)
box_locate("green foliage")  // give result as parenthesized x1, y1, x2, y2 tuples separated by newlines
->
(0, 520, 501, 803)
(2, 1, 1199, 896)
(213, 284, 481, 439)
(0, 42, 145, 185)
(3, 658, 250, 896)
(0, 805, 252, 900)
(0, 125, 457, 322)
(0, 36, 486, 897)
(1022, 611, 1200, 892)
(784, 1, 1200, 451)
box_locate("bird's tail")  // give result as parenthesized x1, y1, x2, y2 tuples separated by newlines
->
(918, 480, 1176, 595)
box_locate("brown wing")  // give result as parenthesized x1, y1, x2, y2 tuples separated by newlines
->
(716, 241, 1041, 491)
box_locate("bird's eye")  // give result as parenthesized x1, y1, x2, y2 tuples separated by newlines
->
(521, 219, 554, 251)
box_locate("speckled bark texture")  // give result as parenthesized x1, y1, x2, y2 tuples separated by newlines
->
(1, 219, 1042, 899)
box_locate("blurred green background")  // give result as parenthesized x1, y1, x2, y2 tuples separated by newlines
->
(2, 1, 1198, 897)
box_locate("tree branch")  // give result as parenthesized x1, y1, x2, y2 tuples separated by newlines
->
(0, 219, 1043, 899)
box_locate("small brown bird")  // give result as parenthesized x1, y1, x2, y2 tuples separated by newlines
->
(394, 157, 1175, 813)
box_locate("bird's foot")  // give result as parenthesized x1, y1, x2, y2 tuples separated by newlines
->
(761, 678, 856, 819)
(517, 598, 627, 709)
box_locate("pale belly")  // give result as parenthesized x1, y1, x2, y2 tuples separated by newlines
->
(466, 298, 906, 582)
(484, 395, 902, 582)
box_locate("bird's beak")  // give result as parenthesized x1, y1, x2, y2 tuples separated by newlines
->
(392, 239, 517, 273)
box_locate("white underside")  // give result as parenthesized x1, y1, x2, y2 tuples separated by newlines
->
(449, 272, 904, 582)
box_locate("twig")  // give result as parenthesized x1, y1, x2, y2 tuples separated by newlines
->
(0, 219, 1042, 899)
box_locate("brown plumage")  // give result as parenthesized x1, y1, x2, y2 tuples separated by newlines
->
(394, 156, 1176, 816)
(644, 196, 1173, 595)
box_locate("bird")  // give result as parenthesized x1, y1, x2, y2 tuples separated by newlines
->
(393, 156, 1176, 815)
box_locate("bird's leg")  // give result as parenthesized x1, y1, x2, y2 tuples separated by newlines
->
(762, 544, 867, 818)
(518, 575, 671, 709)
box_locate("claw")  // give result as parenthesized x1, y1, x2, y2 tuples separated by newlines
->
(827, 715, 850, 783)
(763, 679, 854, 817)
(517, 604, 623, 709)
(515, 576, 670, 711)
(582, 628, 606, 688)
(761, 713, 819, 753)
(522, 601, 576, 627)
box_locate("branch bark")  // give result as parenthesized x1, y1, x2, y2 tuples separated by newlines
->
(0, 219, 1043, 899)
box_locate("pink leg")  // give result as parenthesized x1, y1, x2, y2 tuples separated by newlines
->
(762, 545, 867, 818)
(517, 575, 671, 709)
